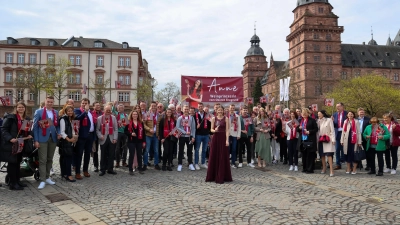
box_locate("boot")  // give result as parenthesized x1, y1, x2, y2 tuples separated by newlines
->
(17, 181, 27, 187)
(162, 165, 166, 171)
(9, 183, 24, 190)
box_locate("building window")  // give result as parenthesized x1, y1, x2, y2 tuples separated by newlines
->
(69, 73, 81, 84)
(118, 57, 131, 67)
(326, 56, 333, 62)
(94, 42, 103, 48)
(49, 40, 55, 46)
(118, 74, 131, 85)
(292, 60, 295, 66)
(297, 46, 301, 52)
(16, 72, 24, 82)
(383, 72, 387, 78)
(31, 40, 36, 45)
(341, 71, 347, 80)
(47, 54, 55, 64)
(394, 73, 399, 81)
(354, 71, 361, 77)
(5, 71, 13, 83)
(318, 7, 324, 13)
(313, 45, 320, 51)
(6, 53, 13, 64)
(297, 36, 300, 43)
(18, 53, 25, 64)
(314, 69, 322, 77)
(68, 91, 81, 101)
(48, 73, 54, 81)
(297, 69, 300, 79)
(29, 92, 34, 101)
(73, 41, 79, 47)
(118, 92, 130, 102)
(122, 43, 128, 49)
(313, 33, 319, 40)
(315, 86, 322, 95)
(298, 58, 300, 64)
(139, 77, 144, 85)
(69, 55, 82, 65)
(29, 54, 37, 64)
(296, 13, 298, 19)
(326, 34, 332, 40)
(97, 56, 104, 67)
(96, 73, 104, 84)
(5, 90, 13, 97)
(250, 78, 254, 81)
(327, 68, 333, 78)
(314, 55, 321, 62)
(326, 45, 332, 51)
(17, 90, 24, 101)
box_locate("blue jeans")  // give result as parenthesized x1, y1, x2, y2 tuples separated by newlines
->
(144, 134, 159, 165)
(195, 135, 209, 164)
(229, 136, 238, 165)
(335, 131, 345, 166)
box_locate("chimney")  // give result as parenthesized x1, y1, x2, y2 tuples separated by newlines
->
(362, 42, 365, 45)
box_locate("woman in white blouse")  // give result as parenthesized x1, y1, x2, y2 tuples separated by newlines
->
(59, 106, 77, 182)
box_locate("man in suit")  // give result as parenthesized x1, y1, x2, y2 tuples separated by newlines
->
(332, 102, 348, 170)
(96, 105, 118, 176)
(74, 98, 95, 180)
(33, 96, 60, 189)
(357, 107, 370, 170)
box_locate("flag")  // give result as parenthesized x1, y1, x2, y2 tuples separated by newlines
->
(82, 84, 87, 94)
(169, 97, 178, 106)
(102, 96, 106, 104)
(279, 79, 284, 101)
(72, 120, 80, 135)
(284, 77, 291, 101)
(0, 96, 6, 106)
(311, 104, 318, 112)
(115, 81, 121, 89)
(270, 97, 275, 103)
(21, 120, 33, 132)
(171, 127, 183, 139)
(324, 98, 334, 106)
(259, 96, 267, 103)
(247, 97, 254, 104)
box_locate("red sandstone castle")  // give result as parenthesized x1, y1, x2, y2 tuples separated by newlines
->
(242, 0, 400, 107)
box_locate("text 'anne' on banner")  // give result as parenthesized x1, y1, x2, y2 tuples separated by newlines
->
(181, 75, 243, 107)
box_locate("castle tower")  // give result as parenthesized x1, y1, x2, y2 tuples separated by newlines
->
(241, 28, 268, 99)
(286, 0, 344, 106)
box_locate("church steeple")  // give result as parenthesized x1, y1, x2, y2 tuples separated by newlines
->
(246, 25, 264, 56)
(368, 26, 378, 45)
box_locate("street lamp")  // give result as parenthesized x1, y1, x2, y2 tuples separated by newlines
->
(151, 77, 155, 101)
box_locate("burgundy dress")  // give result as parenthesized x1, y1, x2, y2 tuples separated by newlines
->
(206, 116, 233, 184)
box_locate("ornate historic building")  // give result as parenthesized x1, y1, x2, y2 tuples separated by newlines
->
(245, 0, 400, 107)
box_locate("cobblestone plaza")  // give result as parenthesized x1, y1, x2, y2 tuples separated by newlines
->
(1, 151, 399, 225)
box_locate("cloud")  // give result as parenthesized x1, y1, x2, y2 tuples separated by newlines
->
(1, 0, 399, 93)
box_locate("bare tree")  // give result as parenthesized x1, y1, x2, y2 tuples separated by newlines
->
(89, 76, 112, 104)
(135, 76, 156, 104)
(44, 57, 72, 109)
(154, 82, 181, 105)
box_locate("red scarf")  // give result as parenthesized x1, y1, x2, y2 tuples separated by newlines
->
(243, 116, 251, 131)
(128, 120, 143, 140)
(344, 119, 357, 144)
(230, 114, 238, 131)
(196, 112, 207, 129)
(117, 113, 127, 127)
(80, 108, 88, 126)
(41, 107, 57, 136)
(182, 115, 190, 132)
(101, 115, 113, 135)
(301, 118, 308, 136)
(150, 112, 157, 128)
(91, 110, 102, 125)
(338, 112, 343, 128)
(16, 114, 23, 131)
(163, 118, 175, 137)
(290, 121, 297, 139)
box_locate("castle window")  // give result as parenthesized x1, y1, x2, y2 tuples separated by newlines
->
(326, 45, 332, 51)
(298, 58, 300, 64)
(313, 34, 319, 40)
(326, 56, 332, 62)
(326, 34, 332, 40)
(341, 71, 347, 80)
(314, 55, 321, 62)
(297, 69, 300, 79)
(383, 72, 387, 78)
(394, 73, 399, 81)
(296, 13, 298, 19)
(327, 68, 333, 78)
(313, 45, 320, 51)
(314, 85, 322, 95)
(318, 7, 324, 14)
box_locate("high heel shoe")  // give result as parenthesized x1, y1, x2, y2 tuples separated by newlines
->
(9, 183, 24, 190)
(66, 176, 76, 182)
(321, 171, 326, 174)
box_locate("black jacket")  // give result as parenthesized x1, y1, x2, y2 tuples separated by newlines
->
(124, 121, 146, 144)
(0, 114, 31, 163)
(297, 116, 318, 152)
(273, 119, 283, 143)
(158, 117, 177, 140)
(194, 112, 211, 136)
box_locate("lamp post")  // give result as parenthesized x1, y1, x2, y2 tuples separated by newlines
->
(151, 77, 155, 101)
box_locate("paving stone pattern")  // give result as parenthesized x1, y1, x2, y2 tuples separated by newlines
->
(0, 149, 399, 225)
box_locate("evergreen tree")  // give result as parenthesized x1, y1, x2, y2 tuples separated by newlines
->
(252, 77, 265, 108)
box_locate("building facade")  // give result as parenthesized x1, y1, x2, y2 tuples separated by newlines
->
(249, 0, 400, 108)
(0, 36, 151, 115)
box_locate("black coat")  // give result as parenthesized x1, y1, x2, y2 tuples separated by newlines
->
(273, 119, 283, 143)
(297, 116, 318, 152)
(0, 114, 31, 163)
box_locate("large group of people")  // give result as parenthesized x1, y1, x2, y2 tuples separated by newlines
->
(1, 97, 399, 190)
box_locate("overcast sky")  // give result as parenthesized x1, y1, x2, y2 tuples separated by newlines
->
(1, 0, 399, 91)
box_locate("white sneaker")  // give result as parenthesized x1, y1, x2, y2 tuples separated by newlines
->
(251, 159, 254, 164)
(247, 163, 255, 168)
(201, 164, 208, 169)
(391, 169, 397, 175)
(289, 165, 294, 171)
(238, 163, 243, 168)
(177, 165, 182, 172)
(384, 168, 391, 173)
(50, 168, 55, 176)
(189, 164, 195, 171)
(45, 178, 55, 185)
(38, 182, 46, 190)
(272, 160, 277, 164)
(294, 166, 298, 171)
(231, 164, 237, 169)
(195, 164, 200, 170)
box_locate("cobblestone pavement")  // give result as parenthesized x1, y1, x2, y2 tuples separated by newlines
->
(1, 150, 400, 225)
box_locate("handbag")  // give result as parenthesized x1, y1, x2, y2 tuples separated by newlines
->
(319, 135, 330, 143)
(59, 139, 74, 156)
(11, 142, 23, 155)
(354, 146, 366, 161)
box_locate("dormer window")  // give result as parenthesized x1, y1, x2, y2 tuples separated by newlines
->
(73, 40, 80, 47)
(365, 60, 372, 67)
(49, 39, 57, 46)
(379, 61, 385, 66)
(30, 38, 40, 46)
(386, 52, 390, 56)
(374, 52, 378, 56)
(361, 51, 365, 55)
(392, 60, 398, 67)
(7, 37, 18, 44)
(122, 42, 129, 49)
(94, 41, 103, 48)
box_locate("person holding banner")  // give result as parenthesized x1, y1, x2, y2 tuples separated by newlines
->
(158, 108, 177, 171)
(124, 110, 145, 175)
(33, 96, 60, 189)
(186, 79, 203, 108)
(206, 106, 232, 184)
(1, 102, 33, 190)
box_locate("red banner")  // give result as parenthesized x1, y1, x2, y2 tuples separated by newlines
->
(181, 75, 243, 108)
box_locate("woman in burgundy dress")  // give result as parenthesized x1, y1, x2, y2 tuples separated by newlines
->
(206, 106, 232, 184)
